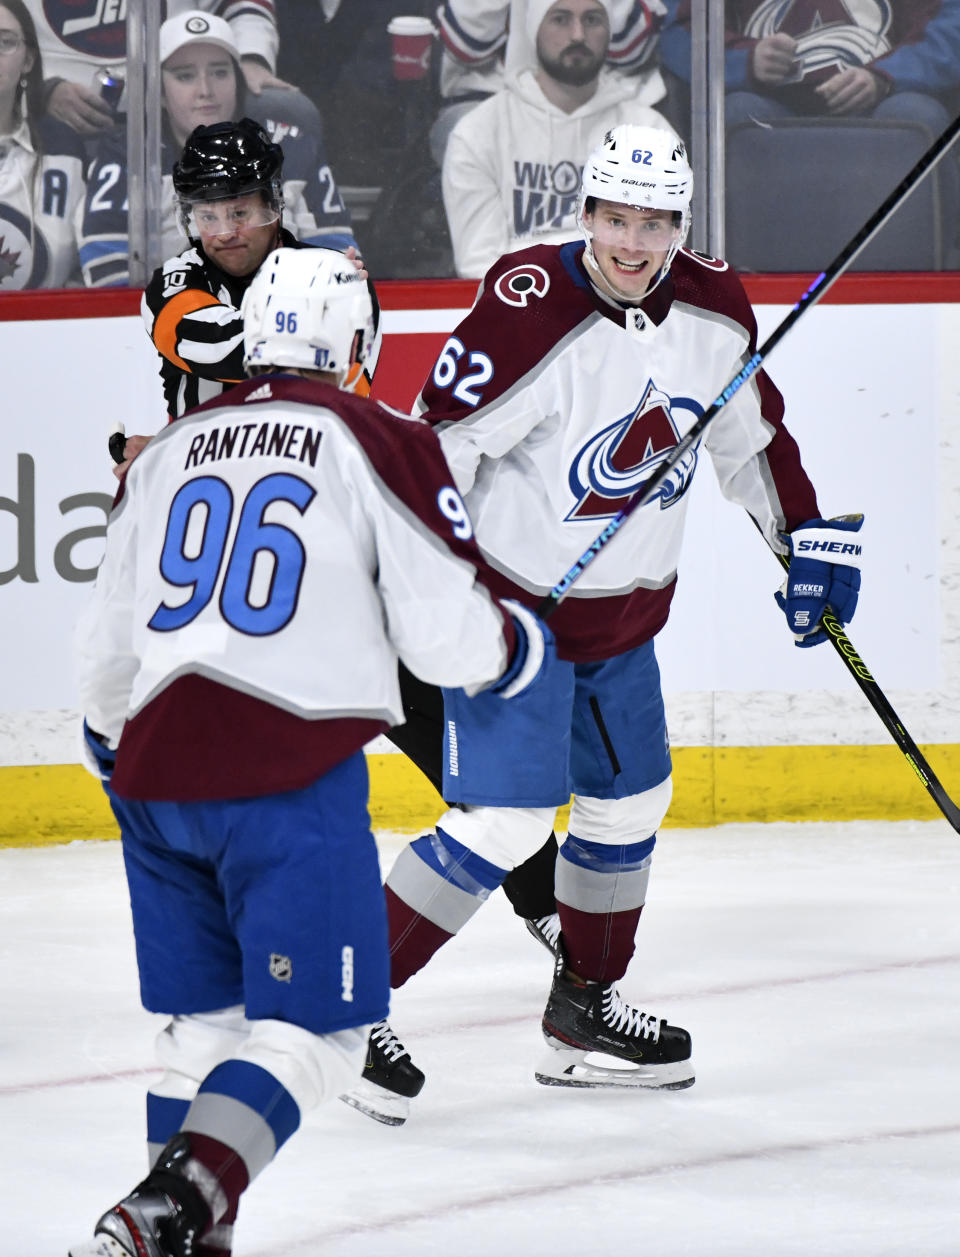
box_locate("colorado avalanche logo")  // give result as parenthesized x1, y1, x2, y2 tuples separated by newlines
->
(566, 380, 703, 521)
(494, 264, 550, 307)
(745, 1, 892, 77)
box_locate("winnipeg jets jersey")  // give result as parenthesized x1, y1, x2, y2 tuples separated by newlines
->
(417, 242, 820, 661)
(76, 376, 515, 800)
(33, 0, 278, 85)
(0, 119, 85, 290)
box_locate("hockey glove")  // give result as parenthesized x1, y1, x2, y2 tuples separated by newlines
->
(489, 600, 555, 699)
(775, 514, 863, 647)
(80, 719, 117, 782)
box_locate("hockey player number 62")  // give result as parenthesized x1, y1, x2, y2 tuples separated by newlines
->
(432, 336, 493, 407)
(149, 473, 316, 636)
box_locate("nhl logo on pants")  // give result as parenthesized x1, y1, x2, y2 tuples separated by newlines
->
(269, 953, 292, 982)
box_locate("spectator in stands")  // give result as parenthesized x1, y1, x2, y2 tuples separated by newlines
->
(660, 1, 960, 134)
(75, 10, 355, 288)
(0, 0, 85, 290)
(442, 0, 675, 278)
(659, 0, 960, 266)
(27, 0, 301, 139)
(432, 0, 667, 164)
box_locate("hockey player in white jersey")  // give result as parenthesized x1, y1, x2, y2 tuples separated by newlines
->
(69, 247, 554, 1257)
(371, 124, 865, 1105)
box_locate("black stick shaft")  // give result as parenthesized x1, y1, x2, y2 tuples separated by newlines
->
(537, 110, 960, 621)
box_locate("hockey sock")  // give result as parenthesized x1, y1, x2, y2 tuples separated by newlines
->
(181, 1133, 244, 1256)
(146, 1091, 191, 1167)
(555, 833, 656, 982)
(386, 826, 508, 987)
(178, 1059, 300, 1233)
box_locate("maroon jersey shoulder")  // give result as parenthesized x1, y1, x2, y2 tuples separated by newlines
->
(192, 375, 493, 575)
(669, 249, 758, 347)
(419, 243, 598, 420)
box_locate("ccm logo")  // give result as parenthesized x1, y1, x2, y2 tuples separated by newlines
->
(341, 945, 354, 1002)
(796, 541, 862, 555)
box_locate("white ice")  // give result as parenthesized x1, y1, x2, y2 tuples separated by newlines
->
(3, 820, 959, 1256)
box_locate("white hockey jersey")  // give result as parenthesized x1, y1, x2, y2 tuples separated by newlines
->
(76, 375, 516, 800)
(441, 66, 674, 277)
(0, 118, 85, 290)
(416, 242, 821, 662)
(34, 0, 278, 87)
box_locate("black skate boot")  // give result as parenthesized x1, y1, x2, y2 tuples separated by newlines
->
(68, 1134, 211, 1257)
(524, 912, 561, 956)
(339, 1019, 425, 1126)
(536, 946, 695, 1090)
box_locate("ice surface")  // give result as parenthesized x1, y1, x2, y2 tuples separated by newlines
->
(3, 820, 958, 1256)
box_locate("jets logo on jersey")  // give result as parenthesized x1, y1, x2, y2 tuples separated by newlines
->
(44, 0, 127, 59)
(0, 205, 51, 290)
(494, 264, 550, 307)
(566, 379, 703, 521)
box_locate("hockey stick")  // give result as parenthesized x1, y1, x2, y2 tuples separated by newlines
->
(536, 109, 960, 621)
(769, 549, 960, 834)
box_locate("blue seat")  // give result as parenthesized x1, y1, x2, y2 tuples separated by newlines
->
(724, 117, 945, 272)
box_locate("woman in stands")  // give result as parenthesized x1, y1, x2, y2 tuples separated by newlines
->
(0, 0, 85, 290)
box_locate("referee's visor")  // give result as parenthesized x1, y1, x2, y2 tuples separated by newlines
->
(182, 188, 280, 239)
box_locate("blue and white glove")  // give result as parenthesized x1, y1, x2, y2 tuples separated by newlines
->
(488, 599, 555, 698)
(775, 514, 864, 647)
(79, 719, 117, 782)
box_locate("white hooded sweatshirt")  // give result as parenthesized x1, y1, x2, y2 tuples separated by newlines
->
(442, 65, 675, 278)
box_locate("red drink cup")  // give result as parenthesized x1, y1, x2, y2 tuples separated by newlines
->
(388, 15, 436, 81)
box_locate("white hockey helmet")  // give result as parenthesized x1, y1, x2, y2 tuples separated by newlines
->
(578, 125, 693, 277)
(241, 248, 375, 391)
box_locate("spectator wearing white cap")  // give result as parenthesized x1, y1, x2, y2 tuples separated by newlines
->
(75, 9, 355, 287)
(441, 0, 675, 278)
(27, 0, 293, 139)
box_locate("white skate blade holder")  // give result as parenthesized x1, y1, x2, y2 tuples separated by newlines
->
(340, 1078, 412, 1126)
(68, 1236, 133, 1257)
(536, 1038, 695, 1090)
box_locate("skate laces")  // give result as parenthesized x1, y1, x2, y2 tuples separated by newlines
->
(534, 915, 561, 947)
(370, 1019, 408, 1063)
(601, 987, 662, 1042)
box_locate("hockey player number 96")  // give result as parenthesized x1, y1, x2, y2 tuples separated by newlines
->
(148, 473, 316, 636)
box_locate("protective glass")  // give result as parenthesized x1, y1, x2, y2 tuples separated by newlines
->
(183, 194, 279, 238)
(588, 210, 680, 254)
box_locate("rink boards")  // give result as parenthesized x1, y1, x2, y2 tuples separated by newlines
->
(2, 275, 959, 845)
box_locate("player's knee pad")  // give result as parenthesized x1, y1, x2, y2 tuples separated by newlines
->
(435, 803, 557, 871)
(152, 1006, 251, 1100)
(568, 776, 673, 846)
(236, 1018, 369, 1113)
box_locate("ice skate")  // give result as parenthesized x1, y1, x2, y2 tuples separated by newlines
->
(524, 912, 561, 955)
(339, 1019, 425, 1126)
(68, 1136, 210, 1257)
(536, 946, 694, 1090)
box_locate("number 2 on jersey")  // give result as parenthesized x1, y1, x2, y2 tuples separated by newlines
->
(149, 473, 316, 636)
(432, 336, 494, 407)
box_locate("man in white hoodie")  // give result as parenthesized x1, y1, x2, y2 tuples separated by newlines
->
(441, 0, 674, 278)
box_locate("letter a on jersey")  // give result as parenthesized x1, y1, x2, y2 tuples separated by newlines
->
(565, 379, 700, 521)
